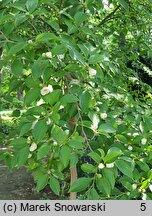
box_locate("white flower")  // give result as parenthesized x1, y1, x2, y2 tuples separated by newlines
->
(59, 105, 64, 110)
(132, 184, 137, 190)
(142, 193, 147, 200)
(45, 52, 52, 59)
(28, 153, 32, 159)
(141, 138, 147, 145)
(40, 85, 53, 96)
(37, 99, 45, 106)
(149, 184, 152, 192)
(106, 163, 114, 168)
(128, 146, 133, 151)
(30, 143, 37, 152)
(138, 188, 142, 193)
(46, 118, 52, 125)
(89, 68, 97, 76)
(127, 133, 132, 136)
(98, 163, 105, 170)
(32, 119, 38, 129)
(58, 54, 65, 60)
(70, 79, 79, 85)
(133, 132, 139, 136)
(100, 112, 107, 120)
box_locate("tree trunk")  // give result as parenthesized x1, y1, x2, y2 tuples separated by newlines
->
(70, 165, 77, 200)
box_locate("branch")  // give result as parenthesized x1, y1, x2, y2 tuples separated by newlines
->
(98, 5, 121, 27)
(39, 16, 57, 33)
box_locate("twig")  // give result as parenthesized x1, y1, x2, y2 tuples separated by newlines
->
(39, 17, 57, 33)
(76, 103, 93, 151)
(98, 5, 121, 27)
(0, 31, 16, 44)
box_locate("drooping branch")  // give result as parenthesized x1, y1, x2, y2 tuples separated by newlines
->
(98, 5, 121, 27)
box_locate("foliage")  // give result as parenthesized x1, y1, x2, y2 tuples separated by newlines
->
(0, 0, 152, 200)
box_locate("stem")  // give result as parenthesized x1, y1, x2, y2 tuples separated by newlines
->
(76, 103, 93, 151)
(98, 5, 121, 27)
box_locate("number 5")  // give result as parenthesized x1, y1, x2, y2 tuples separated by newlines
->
(140, 203, 146, 211)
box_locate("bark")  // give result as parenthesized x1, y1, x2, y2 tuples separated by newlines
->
(70, 165, 78, 200)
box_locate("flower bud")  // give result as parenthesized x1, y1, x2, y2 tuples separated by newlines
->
(46, 118, 52, 125)
(45, 52, 52, 59)
(132, 184, 137, 190)
(30, 143, 37, 152)
(141, 138, 147, 145)
(128, 146, 133, 151)
(98, 163, 105, 169)
(142, 193, 147, 200)
(89, 68, 97, 76)
(106, 163, 114, 168)
(100, 112, 107, 120)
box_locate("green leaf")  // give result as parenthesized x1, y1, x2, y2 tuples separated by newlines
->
(36, 33, 57, 42)
(115, 159, 133, 179)
(69, 48, 85, 65)
(60, 94, 78, 104)
(51, 125, 67, 144)
(88, 54, 103, 64)
(115, 134, 128, 143)
(25, 76, 40, 88)
(97, 148, 105, 158)
(104, 147, 122, 163)
(70, 153, 78, 167)
(37, 143, 50, 160)
(36, 174, 48, 192)
(79, 91, 91, 113)
(99, 123, 116, 134)
(68, 134, 85, 149)
(102, 168, 116, 189)
(31, 61, 43, 80)
(11, 138, 27, 150)
(8, 42, 27, 56)
(49, 20, 60, 31)
(12, 109, 21, 117)
(50, 175, 60, 195)
(32, 119, 48, 142)
(60, 145, 71, 168)
(118, 0, 129, 10)
(87, 188, 100, 200)
(96, 177, 111, 195)
(20, 123, 32, 136)
(136, 161, 150, 172)
(81, 163, 96, 173)
(24, 88, 40, 106)
(140, 180, 149, 189)
(52, 45, 67, 55)
(120, 177, 132, 191)
(16, 146, 29, 167)
(26, 0, 38, 12)
(69, 177, 92, 192)
(74, 12, 88, 25)
(11, 60, 23, 77)
(44, 90, 61, 105)
(88, 152, 101, 163)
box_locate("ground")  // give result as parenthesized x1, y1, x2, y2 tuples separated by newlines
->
(0, 163, 57, 200)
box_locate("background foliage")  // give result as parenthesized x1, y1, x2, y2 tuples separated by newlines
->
(0, 0, 152, 200)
